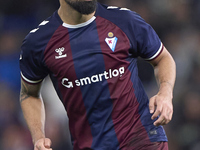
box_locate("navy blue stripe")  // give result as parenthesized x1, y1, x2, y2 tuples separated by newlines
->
(127, 58, 167, 142)
(68, 21, 119, 149)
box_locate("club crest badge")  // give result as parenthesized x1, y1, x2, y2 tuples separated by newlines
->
(105, 32, 118, 52)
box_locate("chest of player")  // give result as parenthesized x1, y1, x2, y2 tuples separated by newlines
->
(44, 18, 131, 81)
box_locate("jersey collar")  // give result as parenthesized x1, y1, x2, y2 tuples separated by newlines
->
(62, 16, 96, 29)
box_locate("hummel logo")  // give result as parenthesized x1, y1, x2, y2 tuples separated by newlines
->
(55, 47, 67, 59)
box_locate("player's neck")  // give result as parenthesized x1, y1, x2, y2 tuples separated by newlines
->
(58, 1, 95, 25)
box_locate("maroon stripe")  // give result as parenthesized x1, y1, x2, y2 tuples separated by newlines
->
(43, 25, 93, 149)
(96, 16, 151, 148)
(127, 141, 168, 149)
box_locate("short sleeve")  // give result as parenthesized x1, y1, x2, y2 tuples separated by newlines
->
(129, 12, 163, 60)
(20, 36, 48, 84)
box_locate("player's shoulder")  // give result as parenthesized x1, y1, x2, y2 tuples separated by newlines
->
(22, 11, 62, 49)
(96, 3, 143, 24)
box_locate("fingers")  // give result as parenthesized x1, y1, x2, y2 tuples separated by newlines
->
(153, 106, 173, 126)
(34, 138, 52, 150)
(149, 96, 156, 114)
(151, 102, 162, 121)
(153, 111, 172, 126)
(153, 108, 166, 126)
(44, 138, 52, 149)
(149, 95, 173, 126)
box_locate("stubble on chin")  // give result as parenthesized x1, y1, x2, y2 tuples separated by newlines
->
(65, 0, 97, 15)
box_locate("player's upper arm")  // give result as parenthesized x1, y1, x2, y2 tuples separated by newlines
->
(20, 78, 43, 102)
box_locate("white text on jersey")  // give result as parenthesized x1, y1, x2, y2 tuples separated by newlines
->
(62, 67, 125, 88)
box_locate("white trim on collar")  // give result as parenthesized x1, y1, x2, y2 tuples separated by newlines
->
(62, 16, 96, 29)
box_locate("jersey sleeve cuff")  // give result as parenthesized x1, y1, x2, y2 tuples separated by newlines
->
(144, 43, 164, 61)
(21, 72, 43, 84)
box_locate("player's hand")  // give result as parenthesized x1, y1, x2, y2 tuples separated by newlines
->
(149, 92, 173, 126)
(34, 138, 52, 150)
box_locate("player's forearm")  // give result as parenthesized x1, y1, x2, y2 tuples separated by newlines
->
(153, 50, 176, 97)
(20, 79, 46, 144)
(20, 96, 46, 144)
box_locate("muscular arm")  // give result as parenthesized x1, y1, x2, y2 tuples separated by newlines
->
(149, 46, 176, 126)
(20, 79, 52, 149)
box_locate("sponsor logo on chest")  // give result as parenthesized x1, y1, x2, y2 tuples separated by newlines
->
(61, 66, 125, 88)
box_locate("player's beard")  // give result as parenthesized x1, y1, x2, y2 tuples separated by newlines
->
(65, 0, 97, 15)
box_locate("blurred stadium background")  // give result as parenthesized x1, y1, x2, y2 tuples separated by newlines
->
(0, 0, 200, 149)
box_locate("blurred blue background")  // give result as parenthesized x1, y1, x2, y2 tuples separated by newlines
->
(0, 0, 200, 149)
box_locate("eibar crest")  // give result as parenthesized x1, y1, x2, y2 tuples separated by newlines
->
(105, 32, 118, 52)
(55, 47, 67, 59)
